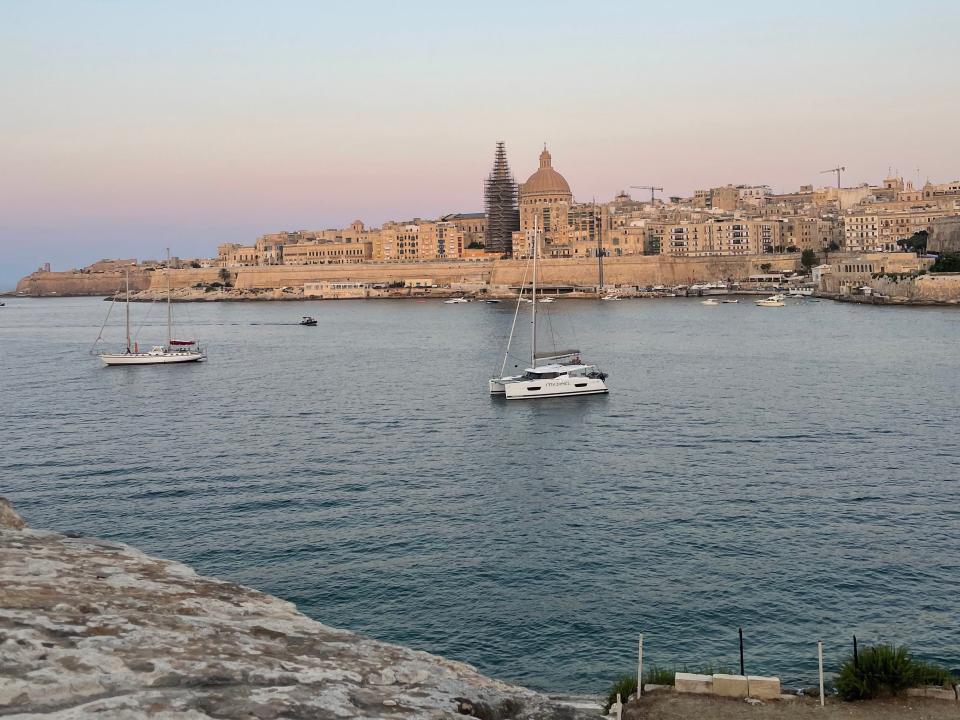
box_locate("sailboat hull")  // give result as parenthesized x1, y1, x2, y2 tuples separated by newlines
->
(503, 376, 608, 400)
(101, 351, 205, 366)
(489, 375, 523, 395)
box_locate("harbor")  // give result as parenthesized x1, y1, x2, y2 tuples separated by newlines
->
(2, 295, 957, 697)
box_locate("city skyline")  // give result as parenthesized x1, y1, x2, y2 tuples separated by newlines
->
(2, 0, 960, 287)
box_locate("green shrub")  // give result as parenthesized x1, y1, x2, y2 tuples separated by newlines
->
(644, 664, 675, 686)
(836, 644, 957, 700)
(912, 659, 957, 688)
(931, 252, 960, 272)
(603, 674, 637, 713)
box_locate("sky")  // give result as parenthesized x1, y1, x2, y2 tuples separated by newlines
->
(2, 0, 959, 288)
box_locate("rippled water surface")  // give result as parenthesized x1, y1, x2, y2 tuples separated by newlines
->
(2, 296, 958, 691)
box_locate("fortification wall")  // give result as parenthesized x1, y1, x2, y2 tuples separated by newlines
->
(823, 272, 960, 303)
(492, 254, 801, 287)
(149, 254, 806, 293)
(928, 216, 960, 254)
(13, 271, 152, 297)
(24, 253, 912, 298)
(145, 263, 495, 291)
(915, 273, 960, 300)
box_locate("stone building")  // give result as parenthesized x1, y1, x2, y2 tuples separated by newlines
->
(567, 202, 605, 258)
(656, 219, 781, 256)
(516, 146, 573, 258)
(281, 241, 373, 265)
(782, 217, 839, 251)
(709, 185, 740, 212)
(843, 208, 951, 252)
(922, 180, 960, 200)
(440, 212, 487, 249)
(217, 243, 259, 266)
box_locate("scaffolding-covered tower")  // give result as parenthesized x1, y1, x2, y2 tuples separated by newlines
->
(483, 142, 520, 255)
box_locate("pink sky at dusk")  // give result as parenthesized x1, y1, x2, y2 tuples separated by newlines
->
(2, 0, 958, 287)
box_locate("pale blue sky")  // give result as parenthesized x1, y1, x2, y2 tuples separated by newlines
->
(2, 0, 959, 287)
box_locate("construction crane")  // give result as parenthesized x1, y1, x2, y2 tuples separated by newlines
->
(630, 185, 664, 203)
(820, 166, 845, 210)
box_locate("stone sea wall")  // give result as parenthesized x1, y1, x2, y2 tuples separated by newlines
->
(153, 255, 802, 293)
(0, 498, 592, 719)
(822, 272, 960, 304)
(13, 271, 152, 297)
(12, 254, 807, 298)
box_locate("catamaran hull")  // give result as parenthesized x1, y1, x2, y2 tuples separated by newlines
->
(489, 376, 524, 395)
(503, 377, 608, 400)
(101, 352, 205, 366)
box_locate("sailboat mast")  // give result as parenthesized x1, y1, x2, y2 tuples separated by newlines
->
(498, 258, 528, 378)
(166, 248, 172, 345)
(531, 216, 538, 368)
(124, 271, 131, 352)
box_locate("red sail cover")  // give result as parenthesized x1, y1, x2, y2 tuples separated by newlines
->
(169, 340, 195, 346)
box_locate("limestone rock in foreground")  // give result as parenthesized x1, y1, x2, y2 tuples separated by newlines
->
(0, 497, 25, 530)
(0, 514, 588, 719)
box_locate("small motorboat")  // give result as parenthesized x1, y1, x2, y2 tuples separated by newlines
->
(701, 299, 719, 306)
(755, 295, 785, 307)
(722, 299, 739, 304)
(484, 299, 502, 304)
(444, 297, 470, 304)
(300, 316, 318, 326)
(538, 297, 555, 303)
(601, 294, 621, 301)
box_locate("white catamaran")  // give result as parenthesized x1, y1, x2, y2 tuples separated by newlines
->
(97, 251, 206, 366)
(489, 220, 609, 399)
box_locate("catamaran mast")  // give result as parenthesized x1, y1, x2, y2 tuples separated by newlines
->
(531, 216, 538, 368)
(498, 259, 529, 379)
(124, 271, 131, 352)
(166, 248, 172, 345)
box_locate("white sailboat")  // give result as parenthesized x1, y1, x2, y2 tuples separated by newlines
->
(489, 220, 609, 400)
(98, 251, 206, 366)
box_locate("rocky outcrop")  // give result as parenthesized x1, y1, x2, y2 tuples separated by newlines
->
(0, 497, 25, 530)
(0, 500, 590, 719)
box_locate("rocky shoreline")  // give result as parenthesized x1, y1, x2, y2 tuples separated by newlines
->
(815, 292, 960, 306)
(0, 498, 596, 719)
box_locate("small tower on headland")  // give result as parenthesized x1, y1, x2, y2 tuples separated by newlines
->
(484, 142, 520, 255)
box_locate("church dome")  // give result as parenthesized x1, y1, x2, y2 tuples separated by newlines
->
(522, 147, 571, 196)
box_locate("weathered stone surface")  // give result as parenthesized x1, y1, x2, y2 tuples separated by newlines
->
(0, 496, 25, 529)
(674, 672, 712, 695)
(712, 674, 750, 699)
(0, 518, 594, 719)
(746, 675, 781, 700)
(905, 686, 958, 701)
